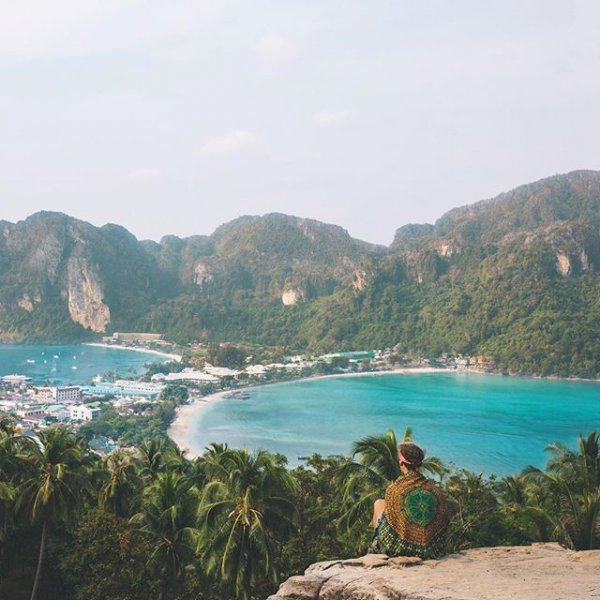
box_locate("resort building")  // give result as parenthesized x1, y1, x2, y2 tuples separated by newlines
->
(245, 365, 268, 377)
(80, 380, 163, 399)
(34, 387, 56, 403)
(108, 332, 163, 342)
(204, 364, 239, 378)
(16, 406, 45, 418)
(70, 404, 101, 422)
(159, 369, 220, 384)
(55, 386, 81, 403)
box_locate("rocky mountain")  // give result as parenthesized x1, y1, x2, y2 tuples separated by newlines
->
(0, 211, 381, 342)
(0, 212, 169, 341)
(2, 171, 600, 377)
(145, 213, 383, 304)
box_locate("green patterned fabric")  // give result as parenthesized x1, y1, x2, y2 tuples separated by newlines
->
(369, 515, 445, 559)
(402, 487, 438, 527)
(368, 471, 448, 559)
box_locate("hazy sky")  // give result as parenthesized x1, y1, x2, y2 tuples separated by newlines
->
(1, 1, 599, 245)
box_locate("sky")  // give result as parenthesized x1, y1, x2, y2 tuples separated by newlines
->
(1, 1, 599, 245)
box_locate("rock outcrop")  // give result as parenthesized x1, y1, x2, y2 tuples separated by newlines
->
(281, 285, 306, 306)
(66, 256, 110, 333)
(267, 544, 600, 600)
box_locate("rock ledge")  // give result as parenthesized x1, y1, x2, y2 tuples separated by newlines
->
(267, 543, 600, 600)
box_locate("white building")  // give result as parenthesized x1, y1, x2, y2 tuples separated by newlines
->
(163, 369, 220, 384)
(55, 386, 81, 403)
(16, 406, 45, 418)
(204, 364, 239, 378)
(34, 387, 55, 403)
(245, 364, 267, 377)
(70, 404, 101, 421)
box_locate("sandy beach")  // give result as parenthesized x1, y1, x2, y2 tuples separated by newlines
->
(167, 366, 451, 458)
(83, 342, 182, 362)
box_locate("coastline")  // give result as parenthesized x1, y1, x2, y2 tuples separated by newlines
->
(82, 342, 182, 362)
(167, 366, 451, 459)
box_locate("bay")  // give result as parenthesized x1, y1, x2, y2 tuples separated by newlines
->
(0, 344, 166, 385)
(191, 372, 600, 476)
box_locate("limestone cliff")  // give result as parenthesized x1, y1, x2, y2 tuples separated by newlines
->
(66, 256, 110, 332)
(0, 212, 164, 341)
(267, 544, 599, 600)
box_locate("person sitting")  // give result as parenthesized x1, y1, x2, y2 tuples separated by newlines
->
(370, 441, 448, 558)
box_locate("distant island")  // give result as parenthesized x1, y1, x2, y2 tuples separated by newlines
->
(2, 170, 600, 379)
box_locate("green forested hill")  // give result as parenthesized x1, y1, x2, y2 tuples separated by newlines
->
(2, 171, 600, 376)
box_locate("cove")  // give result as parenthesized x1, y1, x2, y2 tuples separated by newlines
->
(0, 344, 166, 385)
(189, 372, 600, 476)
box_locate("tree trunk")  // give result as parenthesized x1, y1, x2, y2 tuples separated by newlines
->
(30, 518, 47, 600)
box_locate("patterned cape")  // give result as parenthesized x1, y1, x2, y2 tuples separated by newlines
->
(372, 471, 448, 558)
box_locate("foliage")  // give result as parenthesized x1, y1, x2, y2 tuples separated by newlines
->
(58, 510, 159, 600)
(206, 344, 248, 369)
(79, 403, 177, 446)
(197, 446, 298, 600)
(0, 422, 598, 599)
(520, 432, 600, 549)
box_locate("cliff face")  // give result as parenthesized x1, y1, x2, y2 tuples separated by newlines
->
(267, 544, 600, 600)
(0, 212, 166, 341)
(65, 255, 110, 332)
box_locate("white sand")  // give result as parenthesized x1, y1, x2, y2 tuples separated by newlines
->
(167, 367, 452, 458)
(82, 342, 182, 362)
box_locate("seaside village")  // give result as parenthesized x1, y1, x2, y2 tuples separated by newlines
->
(0, 334, 479, 455)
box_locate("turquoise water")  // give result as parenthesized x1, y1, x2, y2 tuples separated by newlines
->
(192, 372, 600, 476)
(0, 344, 165, 385)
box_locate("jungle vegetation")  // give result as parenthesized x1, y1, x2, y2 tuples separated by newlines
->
(0, 419, 598, 600)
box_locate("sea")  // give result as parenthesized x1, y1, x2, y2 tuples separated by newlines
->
(0, 344, 166, 385)
(190, 371, 600, 476)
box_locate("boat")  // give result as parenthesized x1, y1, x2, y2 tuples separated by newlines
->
(225, 391, 251, 400)
(26, 359, 35, 364)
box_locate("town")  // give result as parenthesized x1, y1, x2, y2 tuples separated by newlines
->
(0, 341, 484, 455)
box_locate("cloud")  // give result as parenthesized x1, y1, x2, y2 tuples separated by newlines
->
(313, 109, 354, 129)
(198, 130, 259, 159)
(126, 167, 165, 182)
(256, 34, 298, 71)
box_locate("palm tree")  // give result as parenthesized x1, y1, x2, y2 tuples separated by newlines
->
(16, 426, 92, 600)
(523, 431, 600, 550)
(98, 449, 140, 517)
(197, 447, 298, 600)
(137, 439, 168, 482)
(498, 474, 559, 543)
(130, 471, 199, 599)
(337, 428, 446, 529)
(0, 479, 15, 572)
(0, 416, 25, 571)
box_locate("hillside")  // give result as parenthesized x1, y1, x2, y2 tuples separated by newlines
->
(2, 171, 600, 376)
(0, 212, 172, 341)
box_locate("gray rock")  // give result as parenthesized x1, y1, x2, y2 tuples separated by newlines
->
(265, 544, 600, 600)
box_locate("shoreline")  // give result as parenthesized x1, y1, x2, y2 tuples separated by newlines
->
(82, 342, 182, 362)
(167, 366, 450, 459)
